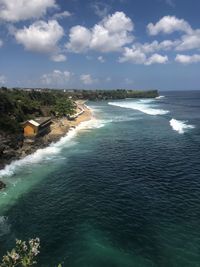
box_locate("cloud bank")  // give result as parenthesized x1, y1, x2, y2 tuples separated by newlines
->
(67, 11, 134, 53)
(0, 0, 57, 22)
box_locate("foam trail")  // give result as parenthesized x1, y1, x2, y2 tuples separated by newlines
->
(156, 95, 165, 99)
(0, 118, 106, 178)
(109, 100, 169, 116)
(170, 118, 195, 134)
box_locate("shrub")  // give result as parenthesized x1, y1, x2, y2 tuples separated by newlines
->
(0, 238, 40, 267)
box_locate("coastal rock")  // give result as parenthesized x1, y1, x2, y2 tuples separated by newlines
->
(0, 132, 24, 169)
(0, 181, 6, 190)
(0, 107, 91, 170)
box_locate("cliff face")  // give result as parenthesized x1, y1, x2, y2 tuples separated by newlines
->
(0, 119, 68, 170)
(0, 132, 24, 169)
(0, 132, 52, 170)
(0, 180, 6, 189)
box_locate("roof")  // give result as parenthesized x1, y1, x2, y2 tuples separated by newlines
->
(33, 117, 51, 125)
(29, 120, 40, 127)
(22, 117, 51, 127)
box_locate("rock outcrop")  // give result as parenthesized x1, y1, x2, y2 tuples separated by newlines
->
(0, 180, 6, 190)
(0, 132, 23, 169)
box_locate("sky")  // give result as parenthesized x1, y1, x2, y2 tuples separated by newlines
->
(0, 0, 200, 90)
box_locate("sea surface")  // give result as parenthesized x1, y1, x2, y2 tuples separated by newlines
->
(0, 91, 200, 267)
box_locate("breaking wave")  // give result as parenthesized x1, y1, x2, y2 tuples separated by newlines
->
(109, 100, 169, 116)
(0, 118, 107, 178)
(170, 118, 195, 134)
(156, 96, 165, 99)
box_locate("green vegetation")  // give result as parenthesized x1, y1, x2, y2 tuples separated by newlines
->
(55, 98, 76, 117)
(0, 238, 40, 267)
(0, 238, 61, 267)
(75, 89, 158, 100)
(0, 88, 76, 134)
(0, 87, 158, 134)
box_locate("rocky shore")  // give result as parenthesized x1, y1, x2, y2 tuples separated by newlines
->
(0, 102, 92, 175)
(0, 180, 6, 190)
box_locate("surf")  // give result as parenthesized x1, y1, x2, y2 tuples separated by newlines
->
(155, 95, 165, 99)
(109, 99, 169, 116)
(0, 118, 106, 178)
(170, 118, 195, 134)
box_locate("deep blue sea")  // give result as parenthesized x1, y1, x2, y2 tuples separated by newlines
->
(0, 91, 200, 267)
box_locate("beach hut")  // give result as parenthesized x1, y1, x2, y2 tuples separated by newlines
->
(22, 117, 52, 137)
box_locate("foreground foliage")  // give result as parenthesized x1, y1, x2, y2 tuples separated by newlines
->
(0, 238, 62, 267)
(0, 238, 40, 267)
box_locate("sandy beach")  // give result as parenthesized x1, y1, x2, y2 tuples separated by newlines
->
(0, 101, 93, 171)
(48, 100, 92, 141)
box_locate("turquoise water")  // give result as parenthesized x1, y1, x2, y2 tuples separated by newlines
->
(0, 91, 200, 267)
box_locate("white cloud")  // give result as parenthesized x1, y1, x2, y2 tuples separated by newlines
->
(80, 74, 97, 85)
(15, 20, 64, 54)
(98, 56, 105, 63)
(0, 0, 57, 22)
(52, 11, 72, 20)
(91, 2, 111, 18)
(41, 70, 71, 86)
(175, 54, 200, 64)
(121, 40, 178, 58)
(119, 47, 168, 65)
(102, 11, 133, 33)
(67, 25, 92, 53)
(145, 53, 168, 65)
(51, 54, 67, 62)
(119, 47, 146, 64)
(176, 30, 200, 51)
(146, 16, 200, 53)
(0, 75, 6, 85)
(66, 11, 134, 53)
(147, 16, 192, 35)
(140, 40, 178, 53)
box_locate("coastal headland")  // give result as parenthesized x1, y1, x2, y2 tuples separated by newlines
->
(0, 88, 158, 184)
(0, 100, 92, 173)
(21, 100, 92, 149)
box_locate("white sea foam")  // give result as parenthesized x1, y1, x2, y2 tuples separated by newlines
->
(170, 118, 195, 134)
(0, 118, 106, 178)
(109, 100, 169, 116)
(156, 95, 165, 99)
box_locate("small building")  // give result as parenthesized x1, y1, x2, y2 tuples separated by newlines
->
(22, 117, 51, 138)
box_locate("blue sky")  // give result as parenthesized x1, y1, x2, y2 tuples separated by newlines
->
(0, 0, 200, 90)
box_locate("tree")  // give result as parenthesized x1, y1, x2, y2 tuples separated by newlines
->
(55, 99, 76, 117)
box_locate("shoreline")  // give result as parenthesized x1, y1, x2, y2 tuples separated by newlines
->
(0, 102, 92, 176)
(48, 100, 92, 142)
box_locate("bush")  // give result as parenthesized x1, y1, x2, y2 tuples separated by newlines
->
(0, 238, 40, 267)
(0, 238, 62, 267)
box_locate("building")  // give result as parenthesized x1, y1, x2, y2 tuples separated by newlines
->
(22, 117, 52, 138)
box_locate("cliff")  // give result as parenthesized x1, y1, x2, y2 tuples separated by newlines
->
(0, 103, 92, 172)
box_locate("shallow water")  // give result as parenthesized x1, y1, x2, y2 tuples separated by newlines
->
(0, 91, 200, 267)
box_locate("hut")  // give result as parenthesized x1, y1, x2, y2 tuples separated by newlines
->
(22, 117, 51, 138)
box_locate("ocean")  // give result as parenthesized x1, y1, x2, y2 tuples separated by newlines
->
(0, 90, 200, 267)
